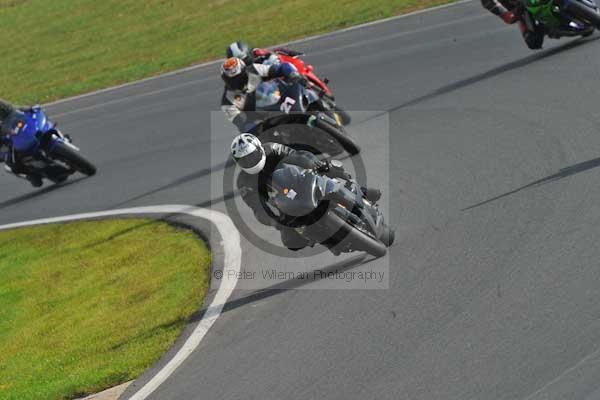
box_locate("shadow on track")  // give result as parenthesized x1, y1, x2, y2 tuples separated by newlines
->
(463, 156, 600, 210)
(111, 161, 229, 208)
(356, 36, 600, 125)
(183, 254, 372, 325)
(0, 177, 87, 211)
(195, 190, 238, 208)
(213, 253, 370, 316)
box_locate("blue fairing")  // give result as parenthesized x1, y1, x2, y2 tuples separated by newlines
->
(10, 108, 57, 153)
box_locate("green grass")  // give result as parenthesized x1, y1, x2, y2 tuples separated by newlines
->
(0, 219, 211, 400)
(0, 0, 456, 104)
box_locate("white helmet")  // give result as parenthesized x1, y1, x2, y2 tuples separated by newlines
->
(231, 133, 266, 174)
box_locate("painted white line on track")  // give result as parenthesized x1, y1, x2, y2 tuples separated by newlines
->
(44, 0, 473, 109)
(0, 205, 241, 400)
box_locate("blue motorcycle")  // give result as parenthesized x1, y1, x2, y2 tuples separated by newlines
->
(2, 106, 96, 185)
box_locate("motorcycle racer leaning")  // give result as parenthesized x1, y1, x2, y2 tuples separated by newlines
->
(230, 133, 394, 252)
(0, 98, 43, 187)
(482, 0, 547, 49)
(481, 0, 593, 49)
(220, 57, 302, 132)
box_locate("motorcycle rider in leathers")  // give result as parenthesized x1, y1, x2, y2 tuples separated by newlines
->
(482, 0, 547, 49)
(481, 0, 593, 49)
(220, 57, 302, 132)
(230, 133, 394, 252)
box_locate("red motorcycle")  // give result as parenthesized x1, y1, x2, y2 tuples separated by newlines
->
(254, 48, 351, 126)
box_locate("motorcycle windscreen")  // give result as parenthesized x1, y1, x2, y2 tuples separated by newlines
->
(255, 80, 282, 109)
(269, 165, 320, 217)
(6, 111, 39, 152)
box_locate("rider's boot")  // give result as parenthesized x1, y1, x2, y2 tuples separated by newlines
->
(520, 20, 544, 49)
(26, 174, 43, 188)
(5, 164, 43, 187)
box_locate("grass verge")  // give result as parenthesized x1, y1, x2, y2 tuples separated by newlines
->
(0, 0, 457, 104)
(0, 219, 211, 400)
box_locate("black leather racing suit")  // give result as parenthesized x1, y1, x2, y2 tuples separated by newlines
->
(236, 142, 328, 250)
(221, 62, 297, 132)
(237, 143, 393, 250)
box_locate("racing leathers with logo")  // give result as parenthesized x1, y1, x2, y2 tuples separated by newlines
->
(220, 57, 301, 132)
(231, 134, 389, 251)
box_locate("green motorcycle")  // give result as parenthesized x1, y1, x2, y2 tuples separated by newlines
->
(521, 0, 599, 39)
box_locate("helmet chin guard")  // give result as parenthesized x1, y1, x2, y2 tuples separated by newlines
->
(243, 153, 266, 175)
(231, 133, 266, 174)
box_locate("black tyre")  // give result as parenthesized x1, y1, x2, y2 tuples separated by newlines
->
(582, 27, 595, 37)
(314, 116, 361, 155)
(565, 1, 600, 29)
(326, 212, 387, 258)
(333, 107, 352, 126)
(51, 142, 97, 176)
(258, 123, 343, 156)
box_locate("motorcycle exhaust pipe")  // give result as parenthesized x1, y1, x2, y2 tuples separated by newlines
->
(561, 0, 600, 27)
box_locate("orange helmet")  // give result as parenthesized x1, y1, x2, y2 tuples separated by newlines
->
(221, 57, 245, 78)
(221, 57, 249, 91)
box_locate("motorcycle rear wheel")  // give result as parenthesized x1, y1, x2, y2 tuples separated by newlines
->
(313, 115, 361, 155)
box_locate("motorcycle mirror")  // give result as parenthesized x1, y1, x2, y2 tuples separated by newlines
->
(306, 65, 314, 72)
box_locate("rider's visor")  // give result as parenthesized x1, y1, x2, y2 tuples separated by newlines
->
(237, 148, 264, 169)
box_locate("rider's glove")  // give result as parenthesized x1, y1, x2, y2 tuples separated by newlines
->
(500, 11, 518, 24)
(315, 160, 330, 173)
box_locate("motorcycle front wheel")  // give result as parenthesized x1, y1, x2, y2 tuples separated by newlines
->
(50, 142, 97, 176)
(326, 211, 388, 258)
(332, 107, 351, 126)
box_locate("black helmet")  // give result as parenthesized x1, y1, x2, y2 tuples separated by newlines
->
(226, 41, 252, 64)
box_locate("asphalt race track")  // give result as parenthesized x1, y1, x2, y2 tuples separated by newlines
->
(5, 1, 600, 399)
